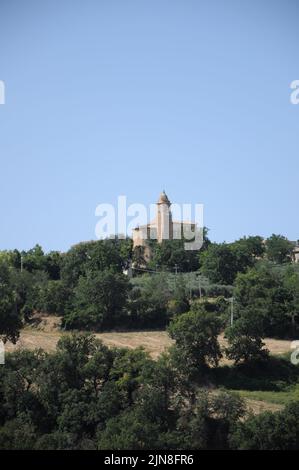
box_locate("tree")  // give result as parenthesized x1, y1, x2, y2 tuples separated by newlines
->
(200, 237, 266, 286)
(0, 250, 21, 269)
(230, 236, 265, 272)
(0, 416, 37, 450)
(37, 280, 71, 315)
(167, 304, 223, 371)
(34, 334, 117, 437)
(230, 401, 299, 450)
(149, 239, 200, 273)
(231, 236, 265, 259)
(266, 234, 293, 264)
(0, 259, 22, 343)
(200, 243, 239, 285)
(60, 243, 90, 288)
(224, 268, 272, 363)
(141, 352, 182, 425)
(233, 266, 276, 309)
(52, 333, 112, 390)
(61, 240, 126, 288)
(86, 239, 128, 274)
(283, 267, 299, 337)
(225, 307, 269, 364)
(63, 270, 130, 330)
(128, 273, 172, 328)
(97, 407, 160, 450)
(109, 348, 152, 405)
(21, 244, 46, 273)
(233, 266, 295, 338)
(45, 251, 63, 280)
(114, 236, 133, 266)
(178, 390, 246, 450)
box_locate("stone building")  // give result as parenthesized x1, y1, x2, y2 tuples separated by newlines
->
(132, 190, 195, 251)
(132, 191, 299, 265)
(292, 244, 299, 263)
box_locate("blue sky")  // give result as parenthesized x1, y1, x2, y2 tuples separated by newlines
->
(0, 0, 298, 252)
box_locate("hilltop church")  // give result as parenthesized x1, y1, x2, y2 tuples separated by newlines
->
(132, 190, 196, 250)
(132, 191, 299, 264)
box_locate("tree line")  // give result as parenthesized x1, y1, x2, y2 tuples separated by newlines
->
(0, 233, 298, 342)
(1, 326, 299, 450)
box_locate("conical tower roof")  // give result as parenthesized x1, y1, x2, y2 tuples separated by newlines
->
(157, 190, 171, 205)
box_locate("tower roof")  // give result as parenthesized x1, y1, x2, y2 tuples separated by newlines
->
(157, 190, 171, 205)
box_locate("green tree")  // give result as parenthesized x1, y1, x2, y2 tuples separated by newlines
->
(45, 251, 63, 280)
(233, 266, 294, 338)
(0, 250, 21, 269)
(178, 390, 246, 450)
(0, 259, 22, 343)
(225, 307, 269, 364)
(22, 244, 46, 273)
(37, 280, 71, 315)
(39, 333, 112, 395)
(200, 237, 266, 286)
(97, 407, 160, 450)
(230, 236, 265, 272)
(110, 347, 152, 405)
(168, 304, 223, 371)
(128, 273, 172, 328)
(61, 239, 127, 288)
(230, 401, 299, 450)
(149, 239, 200, 273)
(266, 234, 293, 264)
(231, 236, 265, 259)
(200, 243, 238, 285)
(283, 267, 299, 337)
(141, 352, 181, 425)
(10, 268, 49, 321)
(0, 416, 37, 450)
(63, 270, 130, 330)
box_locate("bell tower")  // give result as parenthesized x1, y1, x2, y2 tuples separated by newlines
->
(156, 190, 173, 243)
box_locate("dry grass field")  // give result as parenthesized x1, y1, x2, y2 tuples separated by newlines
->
(5, 317, 291, 360)
(5, 328, 173, 359)
(4, 316, 293, 415)
(5, 314, 174, 359)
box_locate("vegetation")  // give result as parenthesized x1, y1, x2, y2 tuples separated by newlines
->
(0, 259, 22, 343)
(168, 304, 223, 371)
(0, 232, 299, 449)
(0, 331, 299, 450)
(0, 232, 297, 339)
(266, 234, 294, 264)
(230, 401, 299, 450)
(199, 236, 265, 285)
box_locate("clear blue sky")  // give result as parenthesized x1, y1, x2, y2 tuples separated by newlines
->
(0, 0, 298, 252)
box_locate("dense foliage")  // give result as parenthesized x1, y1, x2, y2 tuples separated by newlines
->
(0, 331, 299, 450)
(168, 305, 223, 371)
(0, 232, 298, 341)
(230, 401, 299, 450)
(0, 237, 299, 450)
